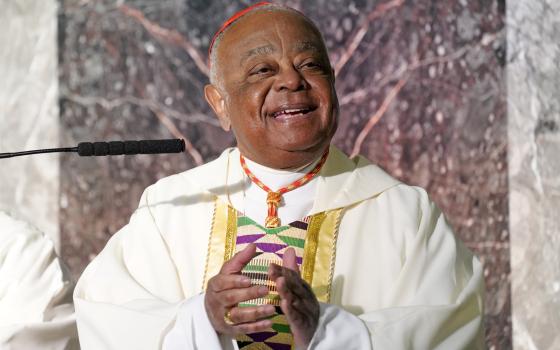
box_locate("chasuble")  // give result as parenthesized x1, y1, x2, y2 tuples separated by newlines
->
(75, 146, 484, 349)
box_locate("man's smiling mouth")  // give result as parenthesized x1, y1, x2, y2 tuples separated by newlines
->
(269, 105, 317, 120)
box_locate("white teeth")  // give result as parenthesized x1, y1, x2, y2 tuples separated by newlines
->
(273, 108, 309, 117)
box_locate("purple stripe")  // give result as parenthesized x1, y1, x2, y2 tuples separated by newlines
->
(246, 331, 277, 342)
(255, 242, 287, 253)
(289, 220, 308, 230)
(236, 234, 265, 244)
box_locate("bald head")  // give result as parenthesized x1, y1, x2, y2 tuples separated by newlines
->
(209, 4, 329, 87)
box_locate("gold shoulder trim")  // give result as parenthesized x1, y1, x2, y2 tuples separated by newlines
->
(302, 209, 343, 303)
(202, 199, 237, 291)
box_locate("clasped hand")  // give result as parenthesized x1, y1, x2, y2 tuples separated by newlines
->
(204, 243, 320, 348)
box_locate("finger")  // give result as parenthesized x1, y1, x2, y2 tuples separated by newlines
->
(209, 274, 251, 292)
(268, 262, 300, 282)
(280, 298, 294, 322)
(279, 291, 310, 327)
(218, 285, 269, 307)
(277, 275, 315, 316)
(276, 277, 294, 305)
(229, 304, 276, 324)
(283, 270, 312, 300)
(268, 262, 283, 281)
(221, 244, 256, 274)
(271, 265, 307, 299)
(231, 319, 273, 335)
(282, 247, 299, 273)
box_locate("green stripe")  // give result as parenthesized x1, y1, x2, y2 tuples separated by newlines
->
(237, 215, 291, 234)
(244, 264, 269, 272)
(272, 323, 291, 333)
(265, 226, 290, 235)
(237, 216, 256, 227)
(238, 302, 253, 308)
(277, 235, 305, 248)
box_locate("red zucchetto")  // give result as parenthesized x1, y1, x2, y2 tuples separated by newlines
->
(208, 2, 272, 64)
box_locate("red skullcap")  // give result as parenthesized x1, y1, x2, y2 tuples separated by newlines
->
(208, 2, 272, 66)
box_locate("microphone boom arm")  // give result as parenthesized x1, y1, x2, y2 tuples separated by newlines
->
(0, 147, 78, 159)
(0, 139, 185, 159)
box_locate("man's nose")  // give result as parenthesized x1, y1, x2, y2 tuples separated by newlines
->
(274, 65, 308, 92)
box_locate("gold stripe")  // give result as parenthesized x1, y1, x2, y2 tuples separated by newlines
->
(236, 334, 253, 342)
(301, 212, 325, 285)
(316, 209, 342, 302)
(202, 200, 230, 291)
(224, 205, 238, 261)
(301, 209, 342, 303)
(266, 332, 293, 344)
(240, 344, 273, 350)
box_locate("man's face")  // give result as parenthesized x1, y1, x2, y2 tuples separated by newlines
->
(205, 10, 338, 168)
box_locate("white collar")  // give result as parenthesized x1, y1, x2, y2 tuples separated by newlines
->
(240, 153, 322, 190)
(181, 145, 401, 215)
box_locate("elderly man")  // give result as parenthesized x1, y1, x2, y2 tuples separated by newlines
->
(74, 3, 484, 350)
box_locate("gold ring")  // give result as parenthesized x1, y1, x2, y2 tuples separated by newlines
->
(224, 309, 234, 325)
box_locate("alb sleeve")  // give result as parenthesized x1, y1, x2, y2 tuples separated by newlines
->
(74, 187, 210, 349)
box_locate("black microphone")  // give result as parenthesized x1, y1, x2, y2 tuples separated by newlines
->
(0, 139, 185, 159)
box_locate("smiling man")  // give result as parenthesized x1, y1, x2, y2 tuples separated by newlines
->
(74, 3, 484, 350)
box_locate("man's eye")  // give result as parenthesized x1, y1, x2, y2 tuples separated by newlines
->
(301, 61, 322, 70)
(250, 66, 272, 75)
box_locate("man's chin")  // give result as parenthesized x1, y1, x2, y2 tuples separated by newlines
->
(276, 138, 331, 157)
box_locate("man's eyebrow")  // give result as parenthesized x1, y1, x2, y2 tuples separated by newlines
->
(240, 45, 276, 64)
(293, 41, 321, 53)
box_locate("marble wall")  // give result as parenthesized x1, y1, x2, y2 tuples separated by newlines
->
(508, 1, 560, 349)
(0, 0, 60, 250)
(57, 0, 510, 347)
(12, 0, 560, 348)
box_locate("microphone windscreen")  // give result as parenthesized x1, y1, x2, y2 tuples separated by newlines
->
(124, 141, 139, 155)
(109, 141, 125, 155)
(77, 142, 94, 156)
(77, 139, 185, 156)
(137, 139, 185, 154)
(93, 142, 109, 156)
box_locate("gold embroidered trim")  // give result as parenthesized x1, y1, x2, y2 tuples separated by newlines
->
(202, 199, 229, 291)
(302, 209, 342, 303)
(224, 205, 238, 261)
(324, 209, 343, 302)
(301, 212, 326, 285)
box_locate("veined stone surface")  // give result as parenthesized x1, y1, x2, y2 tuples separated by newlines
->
(58, 0, 509, 347)
(509, 1, 560, 349)
(0, 0, 60, 250)
(9, 1, 560, 348)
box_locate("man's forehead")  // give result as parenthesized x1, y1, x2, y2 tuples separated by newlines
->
(209, 5, 329, 83)
(238, 40, 322, 52)
(222, 12, 324, 57)
(238, 40, 323, 64)
(220, 9, 322, 48)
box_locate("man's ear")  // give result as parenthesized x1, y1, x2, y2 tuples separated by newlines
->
(204, 84, 231, 131)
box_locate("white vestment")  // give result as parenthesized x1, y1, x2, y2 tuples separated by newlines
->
(75, 146, 485, 349)
(0, 212, 79, 350)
